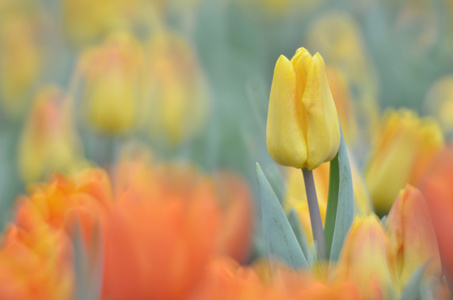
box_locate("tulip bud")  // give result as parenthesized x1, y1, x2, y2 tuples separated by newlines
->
(266, 48, 340, 170)
(144, 32, 208, 145)
(385, 185, 441, 290)
(424, 76, 453, 132)
(0, 15, 40, 116)
(81, 32, 145, 135)
(18, 86, 86, 182)
(365, 110, 444, 214)
(334, 215, 397, 298)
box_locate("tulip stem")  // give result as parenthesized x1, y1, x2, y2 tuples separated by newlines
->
(302, 169, 327, 260)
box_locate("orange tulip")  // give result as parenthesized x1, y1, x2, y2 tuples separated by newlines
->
(385, 185, 441, 290)
(116, 156, 254, 263)
(193, 257, 362, 300)
(15, 168, 114, 246)
(102, 174, 221, 299)
(420, 146, 453, 284)
(213, 172, 254, 263)
(0, 225, 73, 300)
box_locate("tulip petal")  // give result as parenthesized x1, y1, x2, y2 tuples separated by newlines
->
(303, 53, 340, 170)
(267, 55, 307, 168)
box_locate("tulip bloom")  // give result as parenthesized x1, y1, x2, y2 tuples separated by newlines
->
(18, 86, 86, 182)
(266, 47, 340, 170)
(0, 225, 73, 300)
(420, 146, 453, 284)
(144, 31, 208, 145)
(81, 32, 145, 134)
(385, 185, 441, 290)
(0, 15, 40, 116)
(365, 110, 444, 214)
(334, 215, 397, 298)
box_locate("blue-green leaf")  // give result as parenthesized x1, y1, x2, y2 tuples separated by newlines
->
(287, 208, 310, 263)
(256, 163, 308, 270)
(324, 128, 354, 262)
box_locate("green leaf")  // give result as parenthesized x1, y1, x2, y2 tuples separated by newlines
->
(256, 163, 308, 270)
(324, 128, 354, 262)
(399, 263, 427, 300)
(287, 208, 310, 263)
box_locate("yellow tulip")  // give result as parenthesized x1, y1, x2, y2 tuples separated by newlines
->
(266, 48, 340, 170)
(424, 76, 453, 132)
(144, 31, 208, 145)
(385, 185, 441, 290)
(81, 32, 145, 135)
(18, 86, 86, 182)
(365, 109, 444, 215)
(334, 215, 398, 298)
(0, 14, 40, 116)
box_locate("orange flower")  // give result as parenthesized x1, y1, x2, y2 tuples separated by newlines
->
(102, 173, 221, 299)
(420, 146, 453, 284)
(213, 172, 254, 263)
(385, 185, 441, 290)
(15, 168, 114, 246)
(116, 155, 254, 263)
(193, 257, 362, 300)
(0, 225, 73, 300)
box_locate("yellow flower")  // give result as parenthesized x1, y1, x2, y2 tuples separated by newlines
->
(424, 76, 453, 132)
(18, 86, 86, 182)
(0, 14, 40, 116)
(62, 0, 131, 46)
(143, 31, 208, 145)
(81, 32, 145, 135)
(385, 185, 441, 290)
(334, 215, 398, 298)
(266, 48, 340, 170)
(365, 109, 444, 214)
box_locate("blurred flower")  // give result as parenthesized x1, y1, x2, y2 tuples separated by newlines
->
(420, 146, 453, 285)
(284, 159, 372, 243)
(18, 86, 86, 182)
(80, 32, 145, 135)
(334, 215, 397, 298)
(15, 168, 113, 245)
(143, 31, 208, 145)
(213, 172, 254, 263)
(266, 47, 340, 170)
(0, 13, 40, 116)
(193, 256, 362, 299)
(0, 225, 73, 300)
(365, 109, 444, 215)
(385, 185, 441, 290)
(62, 0, 132, 46)
(424, 76, 453, 132)
(326, 67, 358, 145)
(115, 155, 254, 263)
(307, 12, 380, 142)
(102, 167, 221, 299)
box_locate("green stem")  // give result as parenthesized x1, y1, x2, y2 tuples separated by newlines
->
(302, 168, 326, 260)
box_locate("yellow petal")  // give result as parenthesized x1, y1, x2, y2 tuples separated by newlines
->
(303, 53, 340, 169)
(267, 55, 307, 168)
